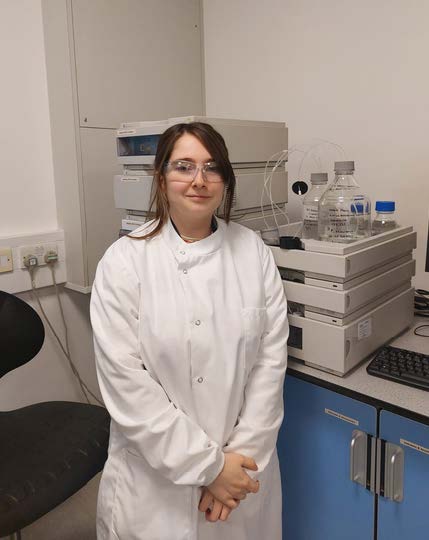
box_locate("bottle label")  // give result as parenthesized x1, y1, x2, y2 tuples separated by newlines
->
(324, 208, 357, 240)
(303, 206, 318, 221)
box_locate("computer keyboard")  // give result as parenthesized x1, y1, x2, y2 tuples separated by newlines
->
(367, 345, 429, 391)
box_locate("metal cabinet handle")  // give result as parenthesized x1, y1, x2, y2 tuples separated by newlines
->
(384, 442, 404, 503)
(350, 429, 367, 487)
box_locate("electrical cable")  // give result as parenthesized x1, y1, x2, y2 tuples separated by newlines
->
(49, 265, 103, 404)
(413, 289, 429, 337)
(414, 325, 429, 337)
(414, 289, 429, 317)
(28, 264, 103, 406)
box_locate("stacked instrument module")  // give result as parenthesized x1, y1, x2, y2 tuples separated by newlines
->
(272, 226, 416, 376)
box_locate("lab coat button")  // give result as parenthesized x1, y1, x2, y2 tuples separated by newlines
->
(195, 320, 201, 326)
(197, 377, 204, 383)
(183, 269, 188, 274)
(179, 250, 186, 255)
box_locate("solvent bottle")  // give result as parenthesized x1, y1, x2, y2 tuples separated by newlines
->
(372, 201, 397, 235)
(318, 161, 371, 243)
(350, 200, 371, 239)
(302, 173, 328, 239)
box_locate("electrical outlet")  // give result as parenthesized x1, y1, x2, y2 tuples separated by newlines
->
(19, 243, 58, 269)
(0, 247, 13, 273)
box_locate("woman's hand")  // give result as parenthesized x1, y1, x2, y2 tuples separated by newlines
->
(206, 452, 260, 509)
(198, 487, 236, 522)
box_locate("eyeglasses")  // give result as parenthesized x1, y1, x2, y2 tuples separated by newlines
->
(164, 160, 223, 183)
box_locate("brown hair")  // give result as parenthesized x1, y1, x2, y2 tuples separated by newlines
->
(129, 122, 236, 240)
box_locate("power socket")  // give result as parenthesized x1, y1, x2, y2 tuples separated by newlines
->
(19, 243, 58, 269)
(0, 247, 13, 273)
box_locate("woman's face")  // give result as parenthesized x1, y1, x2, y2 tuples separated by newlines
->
(163, 133, 225, 223)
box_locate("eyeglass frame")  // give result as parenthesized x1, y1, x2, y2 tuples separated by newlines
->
(163, 159, 224, 183)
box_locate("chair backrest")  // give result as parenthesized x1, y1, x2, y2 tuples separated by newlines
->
(0, 291, 45, 379)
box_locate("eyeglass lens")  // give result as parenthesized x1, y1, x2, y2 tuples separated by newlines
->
(166, 160, 222, 182)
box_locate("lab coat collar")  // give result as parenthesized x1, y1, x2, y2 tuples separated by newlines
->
(162, 216, 225, 258)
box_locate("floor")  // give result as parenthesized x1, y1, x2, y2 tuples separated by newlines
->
(1, 474, 100, 540)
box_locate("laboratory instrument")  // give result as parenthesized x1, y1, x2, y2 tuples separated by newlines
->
(372, 201, 398, 235)
(114, 116, 288, 234)
(302, 172, 328, 239)
(272, 225, 416, 376)
(318, 161, 371, 243)
(367, 345, 429, 391)
(113, 121, 416, 377)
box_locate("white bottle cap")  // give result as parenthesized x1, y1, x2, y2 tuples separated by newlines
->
(310, 173, 328, 185)
(334, 161, 355, 174)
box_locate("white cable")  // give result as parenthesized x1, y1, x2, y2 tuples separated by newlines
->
(260, 145, 306, 231)
(270, 153, 287, 229)
(314, 138, 346, 158)
(261, 149, 289, 228)
(261, 150, 287, 229)
(297, 145, 322, 181)
(297, 139, 346, 181)
(258, 139, 347, 245)
(28, 265, 103, 406)
(267, 153, 283, 229)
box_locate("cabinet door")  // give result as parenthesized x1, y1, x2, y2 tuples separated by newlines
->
(79, 127, 123, 283)
(71, 0, 203, 128)
(378, 410, 429, 540)
(277, 374, 376, 540)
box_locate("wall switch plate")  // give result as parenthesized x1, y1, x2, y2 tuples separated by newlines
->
(0, 247, 13, 273)
(19, 243, 58, 269)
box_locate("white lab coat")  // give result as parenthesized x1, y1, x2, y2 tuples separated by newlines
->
(90, 218, 288, 540)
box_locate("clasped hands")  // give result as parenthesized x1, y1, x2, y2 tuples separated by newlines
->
(198, 453, 259, 523)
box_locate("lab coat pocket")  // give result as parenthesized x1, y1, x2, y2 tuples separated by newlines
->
(242, 307, 267, 376)
(112, 449, 193, 540)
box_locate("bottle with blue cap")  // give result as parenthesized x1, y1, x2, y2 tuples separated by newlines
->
(318, 161, 371, 242)
(372, 201, 398, 235)
(350, 199, 371, 238)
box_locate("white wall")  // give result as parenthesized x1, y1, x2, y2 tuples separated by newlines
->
(203, 0, 429, 288)
(0, 0, 100, 408)
(0, 0, 57, 235)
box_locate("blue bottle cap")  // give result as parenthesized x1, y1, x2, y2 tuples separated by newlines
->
(375, 201, 395, 212)
(351, 203, 365, 213)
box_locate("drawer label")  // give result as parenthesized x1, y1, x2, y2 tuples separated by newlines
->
(400, 438, 429, 455)
(118, 129, 136, 135)
(325, 408, 359, 425)
(358, 318, 372, 340)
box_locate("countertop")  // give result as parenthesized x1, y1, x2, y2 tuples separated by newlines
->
(287, 316, 429, 419)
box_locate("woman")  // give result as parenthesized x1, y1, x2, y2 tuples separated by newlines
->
(90, 122, 289, 540)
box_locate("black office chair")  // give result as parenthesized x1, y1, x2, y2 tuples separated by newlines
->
(0, 291, 110, 539)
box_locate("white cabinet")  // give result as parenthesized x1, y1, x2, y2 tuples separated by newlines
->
(42, 0, 204, 291)
(71, 0, 204, 129)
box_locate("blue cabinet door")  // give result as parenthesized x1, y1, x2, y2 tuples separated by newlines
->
(277, 374, 376, 540)
(378, 410, 429, 540)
